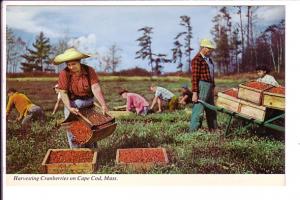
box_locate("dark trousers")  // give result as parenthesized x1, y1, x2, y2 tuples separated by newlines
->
(189, 81, 217, 132)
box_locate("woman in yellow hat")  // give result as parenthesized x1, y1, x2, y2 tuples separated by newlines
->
(53, 48, 109, 148)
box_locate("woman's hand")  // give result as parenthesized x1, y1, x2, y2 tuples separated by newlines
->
(69, 107, 79, 115)
(102, 105, 109, 115)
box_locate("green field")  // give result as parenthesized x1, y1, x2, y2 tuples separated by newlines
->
(6, 76, 285, 174)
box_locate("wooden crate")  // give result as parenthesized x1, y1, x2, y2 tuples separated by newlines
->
(41, 148, 97, 174)
(238, 81, 273, 105)
(239, 100, 267, 121)
(116, 147, 169, 171)
(263, 88, 285, 110)
(108, 111, 131, 118)
(113, 105, 127, 111)
(216, 88, 241, 113)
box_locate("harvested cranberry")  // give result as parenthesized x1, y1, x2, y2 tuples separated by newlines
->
(81, 110, 112, 125)
(48, 150, 94, 164)
(118, 149, 166, 163)
(69, 121, 92, 144)
(245, 81, 271, 90)
(224, 89, 238, 98)
(267, 86, 285, 95)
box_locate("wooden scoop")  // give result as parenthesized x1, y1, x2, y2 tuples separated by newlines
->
(77, 111, 97, 130)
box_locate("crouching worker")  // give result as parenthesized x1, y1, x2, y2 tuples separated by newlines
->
(6, 88, 45, 127)
(149, 85, 178, 113)
(119, 89, 150, 116)
(179, 84, 193, 106)
(256, 65, 279, 86)
(53, 48, 109, 149)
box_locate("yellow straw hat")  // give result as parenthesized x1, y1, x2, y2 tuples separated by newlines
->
(199, 39, 216, 49)
(53, 48, 91, 65)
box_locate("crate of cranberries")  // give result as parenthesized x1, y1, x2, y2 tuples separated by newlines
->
(41, 148, 97, 174)
(62, 106, 117, 146)
(238, 81, 274, 105)
(263, 86, 285, 110)
(116, 147, 169, 171)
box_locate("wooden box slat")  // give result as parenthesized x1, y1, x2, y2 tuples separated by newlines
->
(263, 88, 285, 110)
(239, 100, 267, 121)
(41, 148, 97, 174)
(216, 88, 241, 113)
(238, 81, 273, 105)
(108, 111, 131, 118)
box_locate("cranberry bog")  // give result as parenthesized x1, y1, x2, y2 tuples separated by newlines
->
(116, 147, 168, 171)
(42, 148, 97, 174)
(6, 76, 285, 174)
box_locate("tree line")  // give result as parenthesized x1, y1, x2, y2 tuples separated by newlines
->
(6, 6, 285, 75)
(6, 28, 122, 73)
(211, 6, 285, 74)
(135, 7, 285, 75)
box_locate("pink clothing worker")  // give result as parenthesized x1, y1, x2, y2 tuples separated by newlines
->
(119, 90, 149, 115)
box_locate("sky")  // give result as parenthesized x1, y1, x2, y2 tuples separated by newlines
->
(6, 5, 285, 72)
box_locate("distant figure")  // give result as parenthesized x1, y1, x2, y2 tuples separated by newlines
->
(6, 88, 45, 126)
(118, 89, 150, 116)
(190, 38, 217, 132)
(149, 85, 178, 113)
(179, 84, 193, 105)
(256, 65, 279, 86)
(52, 84, 62, 115)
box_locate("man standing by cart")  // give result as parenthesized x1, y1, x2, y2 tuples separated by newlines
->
(53, 48, 109, 148)
(189, 39, 217, 132)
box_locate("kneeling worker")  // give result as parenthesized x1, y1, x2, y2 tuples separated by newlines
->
(119, 89, 150, 116)
(6, 88, 45, 126)
(149, 85, 178, 113)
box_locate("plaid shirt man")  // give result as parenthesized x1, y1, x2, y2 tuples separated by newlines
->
(191, 53, 215, 92)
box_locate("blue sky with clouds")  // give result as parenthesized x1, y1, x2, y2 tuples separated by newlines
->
(6, 5, 285, 72)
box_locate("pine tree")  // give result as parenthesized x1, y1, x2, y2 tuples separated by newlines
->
(178, 15, 193, 73)
(171, 40, 183, 72)
(21, 32, 52, 72)
(135, 26, 154, 75)
(152, 53, 171, 75)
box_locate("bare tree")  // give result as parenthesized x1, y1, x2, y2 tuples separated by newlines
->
(101, 44, 122, 73)
(51, 29, 70, 72)
(6, 27, 26, 73)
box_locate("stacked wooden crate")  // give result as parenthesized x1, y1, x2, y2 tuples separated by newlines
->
(216, 81, 285, 121)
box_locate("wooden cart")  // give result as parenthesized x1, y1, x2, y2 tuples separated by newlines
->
(198, 100, 284, 136)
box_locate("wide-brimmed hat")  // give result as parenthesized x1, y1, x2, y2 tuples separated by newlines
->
(53, 48, 91, 65)
(199, 39, 216, 49)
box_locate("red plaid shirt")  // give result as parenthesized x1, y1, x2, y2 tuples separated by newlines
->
(191, 53, 214, 92)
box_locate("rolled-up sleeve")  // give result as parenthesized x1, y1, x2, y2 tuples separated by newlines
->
(89, 67, 100, 85)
